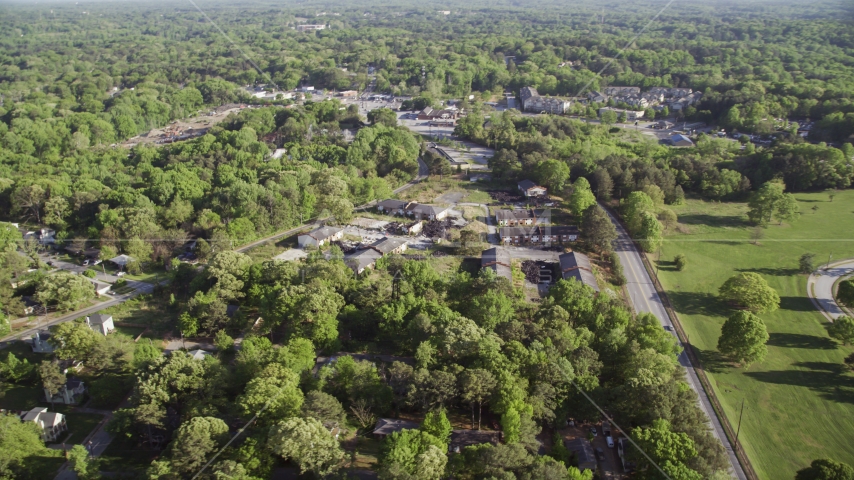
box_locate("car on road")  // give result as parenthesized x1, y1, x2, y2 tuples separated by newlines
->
(116, 272, 126, 277)
(664, 325, 674, 331)
(596, 447, 605, 460)
(607, 436, 615, 448)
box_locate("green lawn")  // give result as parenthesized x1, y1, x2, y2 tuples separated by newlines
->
(59, 412, 103, 444)
(656, 190, 854, 480)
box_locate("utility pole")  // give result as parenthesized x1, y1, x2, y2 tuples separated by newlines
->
(826, 253, 833, 270)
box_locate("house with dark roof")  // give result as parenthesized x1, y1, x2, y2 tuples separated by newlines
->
(31, 331, 55, 354)
(373, 418, 419, 438)
(566, 437, 597, 471)
(558, 252, 600, 292)
(368, 237, 409, 256)
(449, 430, 501, 453)
(297, 226, 344, 248)
(481, 247, 513, 282)
(377, 199, 413, 216)
(44, 378, 86, 405)
(494, 209, 536, 227)
(499, 225, 579, 245)
(517, 180, 547, 197)
(86, 314, 115, 336)
(405, 203, 450, 220)
(345, 248, 383, 274)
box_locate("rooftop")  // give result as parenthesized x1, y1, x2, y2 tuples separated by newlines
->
(304, 226, 344, 241)
(369, 237, 408, 255)
(373, 418, 419, 436)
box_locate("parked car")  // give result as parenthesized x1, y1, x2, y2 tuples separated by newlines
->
(116, 271, 126, 277)
(596, 447, 605, 460)
(591, 427, 598, 437)
(93, 259, 102, 265)
(607, 436, 615, 448)
(82, 259, 90, 266)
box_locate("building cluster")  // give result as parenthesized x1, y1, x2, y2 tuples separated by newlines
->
(296, 24, 326, 32)
(519, 87, 571, 114)
(376, 199, 451, 221)
(416, 106, 461, 126)
(345, 237, 410, 274)
(589, 86, 701, 111)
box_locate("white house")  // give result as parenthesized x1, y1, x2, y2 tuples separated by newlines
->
(297, 226, 344, 248)
(86, 314, 115, 336)
(89, 279, 111, 296)
(22, 408, 67, 442)
(31, 331, 56, 354)
(44, 378, 86, 405)
(189, 349, 213, 361)
(517, 180, 548, 197)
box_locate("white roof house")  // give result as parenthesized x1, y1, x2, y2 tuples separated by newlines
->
(86, 314, 115, 336)
(189, 349, 213, 361)
(108, 254, 135, 267)
(22, 408, 67, 442)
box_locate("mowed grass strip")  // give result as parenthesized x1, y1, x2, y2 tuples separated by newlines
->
(657, 190, 854, 480)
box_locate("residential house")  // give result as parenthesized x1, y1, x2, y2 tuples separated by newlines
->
(297, 226, 344, 248)
(376, 199, 412, 216)
(296, 24, 326, 32)
(599, 107, 645, 121)
(373, 418, 419, 438)
(670, 134, 694, 147)
(604, 86, 641, 96)
(566, 438, 597, 471)
(345, 248, 383, 274)
(494, 209, 536, 226)
(405, 203, 450, 220)
(449, 430, 501, 453)
(31, 331, 55, 354)
(89, 279, 111, 297)
(44, 378, 86, 405)
(22, 408, 67, 442)
(517, 179, 547, 197)
(189, 349, 213, 361)
(558, 252, 600, 292)
(368, 237, 409, 256)
(86, 314, 115, 336)
(499, 226, 579, 245)
(587, 91, 608, 103)
(481, 247, 512, 282)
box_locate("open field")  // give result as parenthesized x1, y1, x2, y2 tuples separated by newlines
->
(399, 176, 497, 205)
(656, 191, 854, 480)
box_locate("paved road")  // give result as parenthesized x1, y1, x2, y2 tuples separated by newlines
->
(603, 206, 747, 480)
(807, 258, 854, 321)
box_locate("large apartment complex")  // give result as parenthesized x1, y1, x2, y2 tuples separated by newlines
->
(519, 87, 571, 114)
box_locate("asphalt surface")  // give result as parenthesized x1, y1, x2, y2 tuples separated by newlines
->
(807, 258, 854, 321)
(604, 206, 747, 480)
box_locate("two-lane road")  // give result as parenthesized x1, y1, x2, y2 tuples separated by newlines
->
(604, 205, 747, 480)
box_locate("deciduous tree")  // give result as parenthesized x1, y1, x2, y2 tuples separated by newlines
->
(268, 417, 345, 477)
(717, 311, 769, 366)
(718, 272, 780, 313)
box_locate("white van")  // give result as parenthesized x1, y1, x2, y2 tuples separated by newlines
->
(606, 436, 615, 448)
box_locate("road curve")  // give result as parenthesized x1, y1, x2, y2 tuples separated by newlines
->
(807, 259, 854, 321)
(603, 205, 747, 480)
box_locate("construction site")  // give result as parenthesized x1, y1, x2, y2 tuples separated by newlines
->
(121, 104, 249, 148)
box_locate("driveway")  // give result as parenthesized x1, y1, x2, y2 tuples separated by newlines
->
(603, 205, 746, 480)
(807, 258, 854, 321)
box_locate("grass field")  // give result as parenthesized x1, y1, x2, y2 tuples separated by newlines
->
(656, 190, 854, 479)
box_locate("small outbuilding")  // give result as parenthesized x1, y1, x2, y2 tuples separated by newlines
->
(86, 314, 115, 336)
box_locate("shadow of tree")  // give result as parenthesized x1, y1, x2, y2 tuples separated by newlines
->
(736, 267, 800, 277)
(693, 347, 731, 374)
(766, 333, 838, 350)
(778, 296, 818, 312)
(745, 361, 854, 405)
(667, 291, 729, 317)
(678, 214, 750, 228)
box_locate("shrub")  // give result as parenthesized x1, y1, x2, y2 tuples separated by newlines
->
(675, 254, 687, 271)
(82, 269, 97, 278)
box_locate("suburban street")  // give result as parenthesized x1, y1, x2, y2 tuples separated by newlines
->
(603, 205, 747, 480)
(807, 258, 854, 321)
